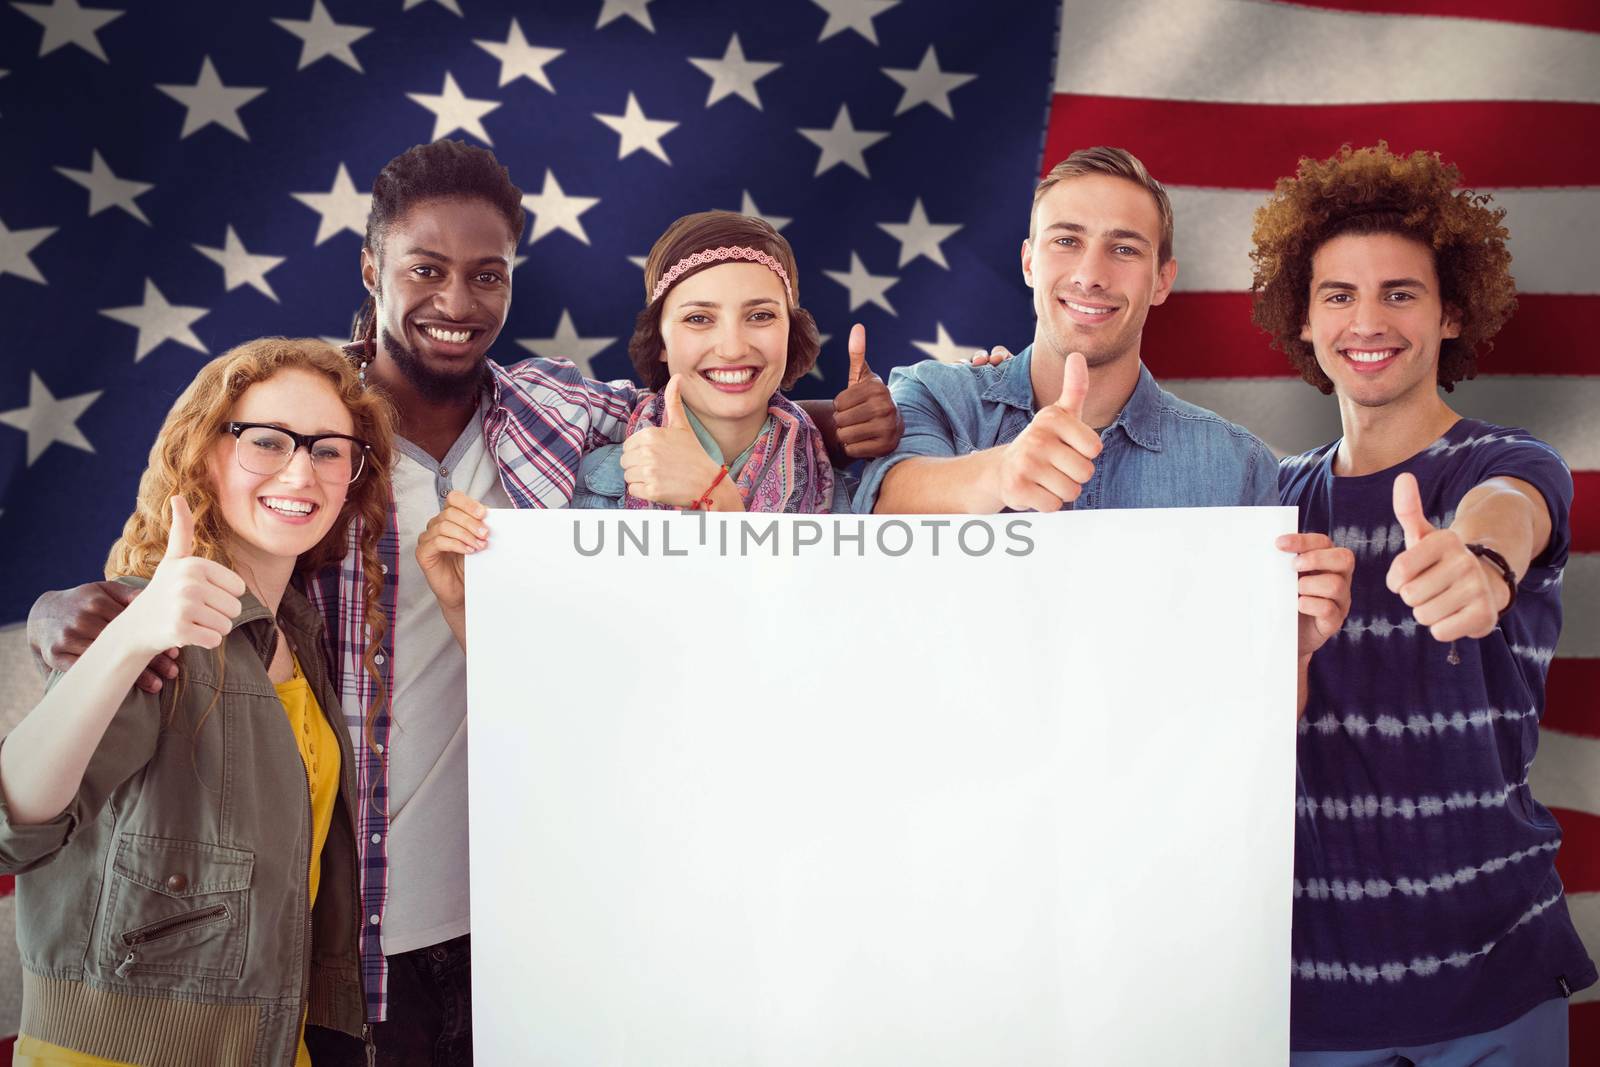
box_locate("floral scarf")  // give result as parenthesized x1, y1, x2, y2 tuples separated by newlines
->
(621, 390, 834, 513)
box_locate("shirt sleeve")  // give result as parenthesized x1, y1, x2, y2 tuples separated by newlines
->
(1459, 429, 1575, 575)
(852, 364, 964, 513)
(1247, 438, 1280, 507)
(578, 376, 638, 451)
(0, 673, 161, 875)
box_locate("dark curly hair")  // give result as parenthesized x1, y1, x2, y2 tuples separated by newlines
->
(627, 210, 820, 391)
(351, 139, 525, 344)
(1249, 143, 1516, 393)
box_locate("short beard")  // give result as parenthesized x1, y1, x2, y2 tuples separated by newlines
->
(381, 326, 487, 405)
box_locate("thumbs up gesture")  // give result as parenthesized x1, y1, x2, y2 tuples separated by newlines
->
(831, 323, 903, 459)
(125, 496, 247, 655)
(620, 375, 726, 507)
(1385, 473, 1506, 642)
(993, 351, 1101, 512)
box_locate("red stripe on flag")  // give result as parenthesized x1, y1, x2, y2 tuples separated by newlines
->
(1043, 96, 1600, 189)
(1285, 0, 1600, 35)
(1551, 806, 1600, 893)
(1142, 294, 1597, 379)
(1574, 1002, 1600, 1067)
(0, 874, 11, 896)
(1573, 473, 1600, 555)
(1545, 660, 1600, 740)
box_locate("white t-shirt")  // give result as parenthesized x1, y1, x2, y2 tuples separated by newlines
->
(381, 403, 510, 955)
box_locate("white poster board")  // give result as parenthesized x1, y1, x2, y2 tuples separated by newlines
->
(465, 507, 1298, 1066)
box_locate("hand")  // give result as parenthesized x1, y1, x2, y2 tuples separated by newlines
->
(1277, 533, 1354, 659)
(832, 323, 902, 459)
(28, 582, 181, 693)
(417, 490, 489, 614)
(968, 345, 1015, 366)
(621, 375, 725, 507)
(993, 351, 1100, 512)
(121, 497, 247, 656)
(1386, 473, 1506, 642)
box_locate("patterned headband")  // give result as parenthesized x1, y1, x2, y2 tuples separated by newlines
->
(650, 245, 794, 304)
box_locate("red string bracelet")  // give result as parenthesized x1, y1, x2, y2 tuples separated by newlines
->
(689, 464, 730, 510)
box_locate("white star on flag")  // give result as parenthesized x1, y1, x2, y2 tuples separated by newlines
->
(878, 198, 962, 268)
(594, 93, 678, 164)
(0, 218, 57, 284)
(627, 254, 646, 271)
(291, 163, 371, 246)
(403, 0, 461, 16)
(797, 105, 888, 178)
(408, 71, 501, 145)
(738, 191, 791, 232)
(823, 253, 899, 314)
(522, 169, 599, 245)
(474, 17, 562, 91)
(192, 226, 284, 302)
(155, 56, 267, 141)
(0, 372, 101, 466)
(596, 0, 653, 32)
(272, 0, 372, 73)
(810, 0, 898, 45)
(10, 0, 122, 62)
(100, 279, 210, 362)
(516, 309, 617, 377)
(882, 46, 975, 118)
(54, 150, 152, 225)
(688, 33, 780, 110)
(913, 323, 985, 364)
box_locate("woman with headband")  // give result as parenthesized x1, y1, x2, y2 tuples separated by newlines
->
(414, 211, 897, 642)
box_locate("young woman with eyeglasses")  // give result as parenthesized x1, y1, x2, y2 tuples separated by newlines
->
(0, 338, 393, 1067)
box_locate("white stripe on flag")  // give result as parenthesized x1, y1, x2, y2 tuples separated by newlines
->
(1567, 892, 1600, 1000)
(1164, 376, 1600, 468)
(1055, 0, 1600, 104)
(1530, 728, 1600, 819)
(1168, 187, 1600, 294)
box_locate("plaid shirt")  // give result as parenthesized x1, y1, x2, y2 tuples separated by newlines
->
(304, 356, 635, 1020)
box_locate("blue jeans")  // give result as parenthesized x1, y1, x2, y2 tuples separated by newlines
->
(306, 933, 473, 1066)
(1290, 996, 1568, 1067)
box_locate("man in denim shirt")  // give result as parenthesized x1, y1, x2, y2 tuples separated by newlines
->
(861, 146, 1354, 710)
(858, 146, 1278, 514)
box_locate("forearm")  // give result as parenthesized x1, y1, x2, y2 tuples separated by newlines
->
(1447, 477, 1551, 582)
(874, 450, 1002, 514)
(1, 612, 153, 824)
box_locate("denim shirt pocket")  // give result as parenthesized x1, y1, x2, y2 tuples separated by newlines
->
(101, 833, 254, 983)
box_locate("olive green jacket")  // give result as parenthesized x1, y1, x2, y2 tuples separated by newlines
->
(0, 578, 365, 1066)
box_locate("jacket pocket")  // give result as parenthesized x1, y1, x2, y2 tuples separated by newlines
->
(101, 833, 253, 982)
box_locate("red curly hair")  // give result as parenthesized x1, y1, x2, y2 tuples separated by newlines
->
(1249, 143, 1517, 393)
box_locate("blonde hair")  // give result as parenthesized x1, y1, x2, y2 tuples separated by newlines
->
(1031, 146, 1175, 263)
(107, 337, 395, 744)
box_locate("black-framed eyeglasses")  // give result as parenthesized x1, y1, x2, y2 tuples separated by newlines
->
(224, 422, 371, 484)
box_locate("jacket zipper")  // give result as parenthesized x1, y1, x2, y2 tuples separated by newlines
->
(115, 903, 231, 977)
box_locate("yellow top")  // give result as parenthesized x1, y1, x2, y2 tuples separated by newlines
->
(17, 659, 341, 1067)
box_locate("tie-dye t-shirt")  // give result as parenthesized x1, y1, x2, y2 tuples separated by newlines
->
(1279, 418, 1595, 1051)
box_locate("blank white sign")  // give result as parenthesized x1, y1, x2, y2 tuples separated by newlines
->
(465, 507, 1298, 1066)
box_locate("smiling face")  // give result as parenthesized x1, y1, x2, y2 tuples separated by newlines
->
(1022, 173, 1177, 368)
(361, 196, 515, 401)
(658, 261, 789, 427)
(208, 368, 356, 575)
(1300, 232, 1461, 410)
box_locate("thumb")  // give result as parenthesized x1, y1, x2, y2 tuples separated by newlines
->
(1392, 472, 1433, 548)
(847, 323, 868, 385)
(166, 495, 195, 560)
(1055, 351, 1088, 419)
(663, 374, 687, 429)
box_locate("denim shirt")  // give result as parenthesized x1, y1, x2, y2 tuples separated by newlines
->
(854, 345, 1278, 512)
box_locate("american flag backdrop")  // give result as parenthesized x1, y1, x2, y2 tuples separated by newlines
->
(0, 0, 1592, 1060)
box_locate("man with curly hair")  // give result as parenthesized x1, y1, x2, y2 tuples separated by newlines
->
(1253, 143, 1595, 1064)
